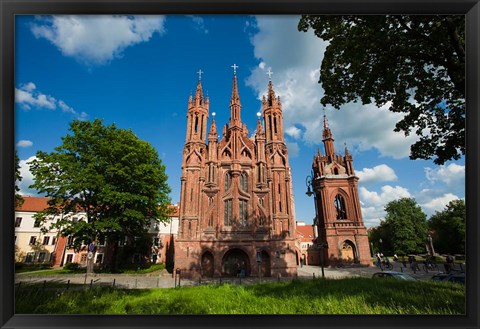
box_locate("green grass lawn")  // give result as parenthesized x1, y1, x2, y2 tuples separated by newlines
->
(16, 263, 166, 276)
(16, 277, 465, 315)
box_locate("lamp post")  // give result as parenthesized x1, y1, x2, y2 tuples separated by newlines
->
(306, 174, 326, 278)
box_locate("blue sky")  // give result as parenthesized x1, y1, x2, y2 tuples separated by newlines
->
(15, 15, 465, 228)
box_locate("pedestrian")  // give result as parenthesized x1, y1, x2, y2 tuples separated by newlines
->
(376, 253, 383, 270)
(445, 254, 454, 273)
(408, 256, 415, 273)
(393, 254, 398, 262)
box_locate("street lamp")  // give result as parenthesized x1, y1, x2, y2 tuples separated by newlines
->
(379, 238, 383, 255)
(305, 173, 326, 278)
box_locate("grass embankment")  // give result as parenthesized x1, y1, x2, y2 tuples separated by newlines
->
(16, 264, 166, 276)
(16, 277, 464, 315)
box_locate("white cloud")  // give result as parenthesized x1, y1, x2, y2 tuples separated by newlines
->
(247, 16, 420, 160)
(357, 164, 398, 185)
(16, 140, 33, 148)
(360, 185, 411, 206)
(188, 15, 208, 34)
(421, 193, 461, 214)
(15, 84, 56, 110)
(424, 163, 465, 187)
(18, 156, 39, 196)
(16, 82, 88, 120)
(359, 185, 411, 227)
(285, 126, 302, 139)
(31, 15, 166, 65)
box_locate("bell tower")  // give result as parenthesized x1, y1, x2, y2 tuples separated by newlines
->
(311, 113, 371, 266)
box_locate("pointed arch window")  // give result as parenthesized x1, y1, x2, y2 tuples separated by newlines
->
(224, 172, 231, 191)
(240, 172, 248, 192)
(224, 199, 233, 226)
(239, 200, 248, 227)
(334, 194, 347, 220)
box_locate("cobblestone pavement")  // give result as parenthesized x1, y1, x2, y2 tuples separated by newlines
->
(16, 262, 446, 290)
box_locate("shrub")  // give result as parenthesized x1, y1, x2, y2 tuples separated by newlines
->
(64, 262, 80, 271)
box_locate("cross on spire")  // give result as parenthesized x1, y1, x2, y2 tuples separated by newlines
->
(267, 68, 273, 81)
(197, 69, 203, 81)
(231, 64, 239, 75)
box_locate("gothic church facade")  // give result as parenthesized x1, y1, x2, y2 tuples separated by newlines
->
(174, 69, 297, 278)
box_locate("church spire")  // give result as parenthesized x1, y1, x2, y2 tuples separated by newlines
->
(322, 111, 335, 160)
(185, 72, 209, 143)
(229, 64, 242, 128)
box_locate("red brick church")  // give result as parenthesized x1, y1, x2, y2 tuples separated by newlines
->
(174, 67, 297, 278)
(311, 114, 371, 266)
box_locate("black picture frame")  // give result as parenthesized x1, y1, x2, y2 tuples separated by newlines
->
(1, 1, 478, 328)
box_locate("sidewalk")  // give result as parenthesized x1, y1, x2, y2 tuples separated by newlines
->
(297, 263, 442, 280)
(16, 263, 442, 290)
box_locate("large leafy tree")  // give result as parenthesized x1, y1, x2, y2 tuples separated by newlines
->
(368, 222, 394, 255)
(298, 15, 465, 165)
(384, 198, 428, 255)
(428, 199, 465, 254)
(29, 119, 171, 268)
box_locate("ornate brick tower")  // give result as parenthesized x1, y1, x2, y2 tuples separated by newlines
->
(174, 67, 297, 278)
(311, 114, 371, 266)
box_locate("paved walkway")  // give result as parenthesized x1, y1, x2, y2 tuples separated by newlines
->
(16, 262, 443, 290)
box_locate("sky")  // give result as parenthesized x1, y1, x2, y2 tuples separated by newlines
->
(15, 15, 465, 228)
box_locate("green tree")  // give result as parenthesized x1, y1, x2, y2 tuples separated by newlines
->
(298, 15, 464, 165)
(384, 198, 428, 255)
(29, 119, 171, 269)
(368, 222, 394, 255)
(15, 151, 24, 207)
(428, 199, 465, 254)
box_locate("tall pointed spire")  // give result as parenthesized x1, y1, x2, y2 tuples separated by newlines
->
(230, 64, 240, 106)
(229, 64, 242, 128)
(194, 80, 204, 106)
(322, 110, 335, 159)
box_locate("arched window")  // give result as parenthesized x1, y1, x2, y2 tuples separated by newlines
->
(239, 200, 248, 226)
(224, 172, 231, 191)
(240, 172, 248, 191)
(334, 194, 347, 220)
(224, 200, 233, 226)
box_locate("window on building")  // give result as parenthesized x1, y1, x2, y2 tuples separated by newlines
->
(80, 253, 87, 263)
(42, 236, 50, 245)
(224, 199, 232, 226)
(240, 173, 248, 191)
(334, 194, 347, 220)
(25, 252, 34, 263)
(15, 217, 22, 227)
(153, 237, 160, 247)
(259, 214, 266, 226)
(51, 237, 57, 245)
(224, 172, 231, 191)
(95, 253, 104, 264)
(37, 252, 46, 263)
(33, 219, 41, 228)
(65, 254, 74, 264)
(239, 200, 248, 226)
(208, 215, 213, 227)
(67, 236, 74, 246)
(29, 236, 37, 245)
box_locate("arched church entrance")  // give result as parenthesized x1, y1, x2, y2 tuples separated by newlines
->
(201, 251, 214, 277)
(222, 248, 250, 277)
(340, 240, 357, 263)
(260, 250, 271, 277)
